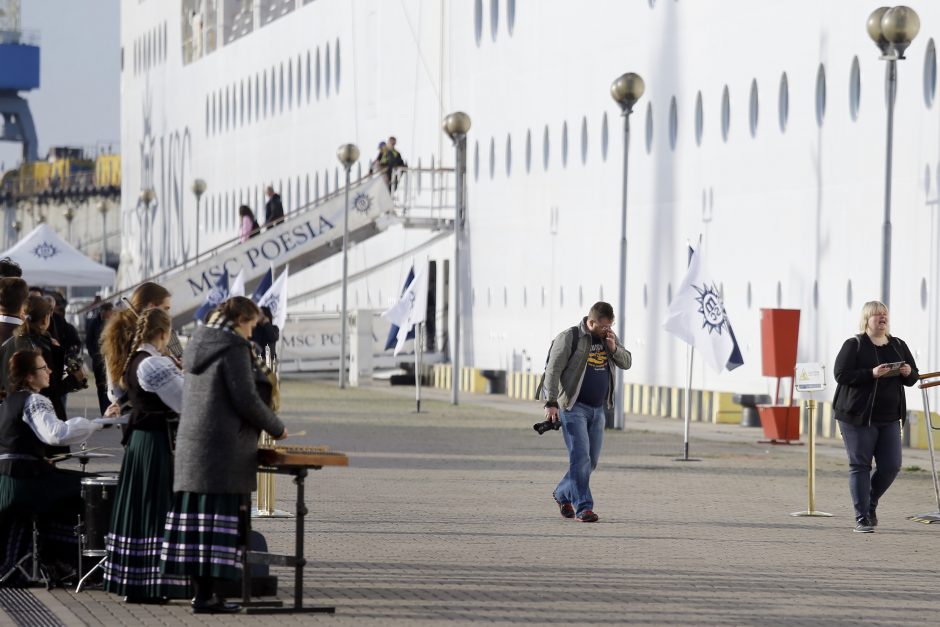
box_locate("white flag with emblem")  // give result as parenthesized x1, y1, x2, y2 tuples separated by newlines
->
(663, 243, 744, 373)
(257, 266, 289, 329)
(381, 260, 429, 356)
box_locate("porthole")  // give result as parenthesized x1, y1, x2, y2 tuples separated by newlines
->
(668, 96, 678, 150)
(601, 112, 609, 161)
(542, 125, 550, 170)
(644, 102, 653, 153)
(561, 121, 568, 167)
(525, 129, 532, 173)
(694, 91, 703, 146)
(749, 79, 759, 137)
(473, 141, 480, 181)
(490, 0, 499, 41)
(778, 72, 789, 132)
(921, 278, 929, 310)
(489, 137, 495, 179)
(505, 134, 512, 176)
(720, 85, 730, 142)
(846, 280, 853, 310)
(925, 39, 937, 107)
(507, 0, 516, 35)
(815, 63, 826, 127)
(849, 56, 861, 121)
(580, 116, 588, 164)
(335, 39, 341, 93)
(474, 0, 483, 46)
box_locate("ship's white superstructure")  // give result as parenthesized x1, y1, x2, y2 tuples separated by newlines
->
(121, 0, 940, 402)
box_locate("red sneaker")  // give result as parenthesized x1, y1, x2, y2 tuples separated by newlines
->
(552, 491, 575, 519)
(576, 510, 599, 523)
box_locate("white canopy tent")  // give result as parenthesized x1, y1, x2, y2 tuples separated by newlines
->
(1, 224, 116, 288)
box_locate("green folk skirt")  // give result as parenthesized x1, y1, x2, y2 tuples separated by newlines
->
(103, 430, 190, 598)
(159, 491, 246, 581)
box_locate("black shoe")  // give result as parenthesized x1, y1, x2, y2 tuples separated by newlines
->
(854, 517, 874, 533)
(191, 597, 241, 614)
(868, 509, 878, 527)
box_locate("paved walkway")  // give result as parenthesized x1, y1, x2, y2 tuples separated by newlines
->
(3, 380, 940, 625)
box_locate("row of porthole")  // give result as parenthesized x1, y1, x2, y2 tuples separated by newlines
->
(473, 0, 516, 45)
(472, 43, 939, 178)
(204, 40, 340, 137)
(462, 278, 931, 312)
(132, 21, 168, 76)
(197, 163, 367, 234)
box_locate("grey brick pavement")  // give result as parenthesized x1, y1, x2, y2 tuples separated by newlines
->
(4, 380, 940, 625)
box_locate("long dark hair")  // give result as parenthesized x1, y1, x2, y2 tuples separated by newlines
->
(15, 295, 52, 338)
(8, 349, 41, 391)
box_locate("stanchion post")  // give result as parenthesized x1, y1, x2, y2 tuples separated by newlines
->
(791, 397, 832, 517)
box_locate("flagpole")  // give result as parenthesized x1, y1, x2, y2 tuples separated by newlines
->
(673, 345, 701, 462)
(415, 323, 423, 413)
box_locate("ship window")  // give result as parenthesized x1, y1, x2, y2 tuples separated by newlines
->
(543, 125, 550, 170)
(314, 172, 319, 200)
(316, 48, 321, 100)
(225, 86, 230, 132)
(357, 162, 362, 180)
(925, 39, 937, 107)
(776, 281, 783, 308)
(746, 282, 752, 308)
(325, 43, 332, 97)
(486, 288, 491, 307)
(561, 121, 568, 167)
(849, 56, 861, 121)
(578, 285, 583, 308)
(335, 39, 341, 93)
(507, 0, 516, 35)
(271, 65, 277, 115)
(523, 286, 527, 307)
(490, 0, 499, 41)
(240, 80, 245, 127)
(666, 283, 672, 305)
(813, 280, 819, 309)
(720, 85, 730, 142)
(643, 284, 648, 308)
(779, 72, 789, 132)
(473, 140, 480, 181)
(749, 80, 759, 136)
(306, 51, 312, 103)
(541, 286, 545, 307)
(815, 63, 826, 127)
(288, 59, 293, 110)
(668, 96, 678, 150)
(246, 78, 252, 123)
(644, 102, 653, 153)
(505, 134, 512, 176)
(559, 286, 564, 307)
(205, 97, 209, 136)
(580, 116, 588, 164)
(263, 70, 268, 118)
(922, 277, 928, 310)
(525, 129, 532, 173)
(335, 167, 339, 190)
(296, 54, 302, 106)
(694, 91, 703, 145)
(489, 138, 495, 179)
(474, 0, 483, 46)
(279, 62, 285, 113)
(323, 170, 329, 195)
(601, 112, 608, 161)
(846, 280, 853, 310)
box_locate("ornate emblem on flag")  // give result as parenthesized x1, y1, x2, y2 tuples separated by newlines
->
(694, 283, 726, 334)
(353, 192, 372, 213)
(32, 241, 59, 260)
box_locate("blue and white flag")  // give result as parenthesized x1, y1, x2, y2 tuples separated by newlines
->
(257, 266, 289, 329)
(381, 260, 429, 356)
(663, 243, 744, 373)
(229, 269, 246, 298)
(384, 267, 416, 351)
(194, 269, 229, 322)
(251, 265, 274, 303)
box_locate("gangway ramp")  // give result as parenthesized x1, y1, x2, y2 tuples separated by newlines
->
(109, 170, 454, 325)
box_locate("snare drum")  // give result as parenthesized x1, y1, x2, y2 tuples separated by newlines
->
(80, 475, 119, 557)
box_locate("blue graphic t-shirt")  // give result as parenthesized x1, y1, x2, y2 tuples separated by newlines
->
(577, 339, 609, 408)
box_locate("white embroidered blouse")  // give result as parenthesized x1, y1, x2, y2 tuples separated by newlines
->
(23, 394, 99, 446)
(135, 343, 183, 413)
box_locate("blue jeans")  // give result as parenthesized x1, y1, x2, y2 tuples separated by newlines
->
(839, 421, 902, 520)
(555, 402, 606, 515)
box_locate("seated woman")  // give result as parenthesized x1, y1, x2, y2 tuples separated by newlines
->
(104, 308, 190, 603)
(0, 350, 102, 585)
(160, 297, 286, 614)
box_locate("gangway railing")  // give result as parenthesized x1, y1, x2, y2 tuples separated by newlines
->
(909, 371, 940, 523)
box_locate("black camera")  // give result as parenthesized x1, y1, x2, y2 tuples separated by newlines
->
(533, 419, 561, 435)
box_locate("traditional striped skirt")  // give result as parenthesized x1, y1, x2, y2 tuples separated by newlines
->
(103, 430, 190, 598)
(159, 492, 245, 581)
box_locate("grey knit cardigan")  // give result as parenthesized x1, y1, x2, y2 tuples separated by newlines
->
(173, 325, 285, 495)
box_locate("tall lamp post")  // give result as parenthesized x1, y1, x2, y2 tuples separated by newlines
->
(610, 72, 645, 430)
(443, 112, 471, 405)
(191, 178, 207, 260)
(63, 206, 75, 243)
(336, 143, 360, 389)
(98, 199, 111, 265)
(868, 5, 919, 308)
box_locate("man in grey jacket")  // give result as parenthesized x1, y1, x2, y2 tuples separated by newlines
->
(536, 302, 631, 522)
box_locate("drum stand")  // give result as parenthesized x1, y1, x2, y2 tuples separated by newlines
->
(74, 515, 107, 592)
(908, 373, 940, 524)
(0, 517, 50, 588)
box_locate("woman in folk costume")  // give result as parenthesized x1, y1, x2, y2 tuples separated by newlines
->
(160, 297, 286, 614)
(103, 308, 189, 603)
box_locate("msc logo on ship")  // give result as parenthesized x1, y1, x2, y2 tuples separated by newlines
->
(353, 192, 372, 213)
(32, 241, 59, 260)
